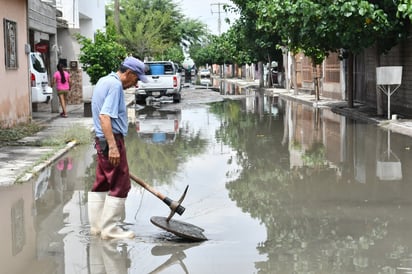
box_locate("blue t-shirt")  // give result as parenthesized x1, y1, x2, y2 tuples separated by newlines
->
(92, 72, 128, 138)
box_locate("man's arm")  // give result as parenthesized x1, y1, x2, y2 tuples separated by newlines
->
(99, 114, 120, 166)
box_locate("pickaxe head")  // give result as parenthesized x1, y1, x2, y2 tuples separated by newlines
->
(164, 185, 189, 221)
(129, 173, 188, 222)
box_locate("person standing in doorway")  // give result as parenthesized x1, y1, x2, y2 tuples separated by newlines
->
(52, 63, 71, 117)
(88, 56, 148, 240)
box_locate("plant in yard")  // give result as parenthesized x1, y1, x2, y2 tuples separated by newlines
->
(76, 27, 127, 85)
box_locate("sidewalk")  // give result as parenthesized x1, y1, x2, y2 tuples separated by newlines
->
(0, 91, 135, 186)
(277, 89, 412, 137)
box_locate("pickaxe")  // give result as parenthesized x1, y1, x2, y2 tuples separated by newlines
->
(129, 173, 188, 221)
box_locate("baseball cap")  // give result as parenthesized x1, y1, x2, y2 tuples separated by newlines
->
(122, 56, 149, 83)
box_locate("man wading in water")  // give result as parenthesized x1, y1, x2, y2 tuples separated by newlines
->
(88, 56, 148, 239)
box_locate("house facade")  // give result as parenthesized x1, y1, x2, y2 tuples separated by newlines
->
(295, 27, 412, 118)
(0, 0, 30, 128)
(0, 0, 105, 128)
(361, 36, 412, 116)
(28, 0, 57, 112)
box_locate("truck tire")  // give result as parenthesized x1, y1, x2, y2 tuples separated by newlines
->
(173, 93, 181, 103)
(135, 94, 146, 105)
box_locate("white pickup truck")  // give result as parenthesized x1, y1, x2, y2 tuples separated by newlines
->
(135, 61, 183, 104)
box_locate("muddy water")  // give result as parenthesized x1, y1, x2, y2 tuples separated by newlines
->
(2, 95, 412, 273)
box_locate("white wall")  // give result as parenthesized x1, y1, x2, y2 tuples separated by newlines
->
(78, 0, 106, 89)
(58, 0, 106, 95)
(79, 0, 105, 33)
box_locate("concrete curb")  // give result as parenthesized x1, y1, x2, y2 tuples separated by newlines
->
(18, 141, 77, 183)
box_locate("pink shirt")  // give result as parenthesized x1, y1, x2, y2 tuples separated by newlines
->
(53, 70, 70, 91)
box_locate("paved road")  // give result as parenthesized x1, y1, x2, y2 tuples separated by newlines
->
(0, 87, 223, 186)
(1, 80, 412, 186)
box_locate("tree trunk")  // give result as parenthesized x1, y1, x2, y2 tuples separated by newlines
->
(376, 47, 383, 115)
(267, 54, 272, 88)
(347, 52, 354, 108)
(313, 64, 320, 101)
(259, 61, 264, 88)
(291, 54, 298, 95)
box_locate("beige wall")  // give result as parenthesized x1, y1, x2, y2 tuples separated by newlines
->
(0, 0, 30, 128)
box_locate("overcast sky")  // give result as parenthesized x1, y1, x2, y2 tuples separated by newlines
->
(174, 0, 238, 35)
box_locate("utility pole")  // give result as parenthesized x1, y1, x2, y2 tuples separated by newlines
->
(210, 3, 225, 35)
(211, 2, 226, 78)
(114, 0, 120, 32)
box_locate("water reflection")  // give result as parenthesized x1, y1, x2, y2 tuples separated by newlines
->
(88, 239, 130, 274)
(149, 242, 202, 273)
(376, 131, 402, 181)
(135, 107, 181, 144)
(126, 106, 207, 185)
(3, 95, 412, 273)
(213, 79, 242, 95)
(195, 77, 244, 95)
(212, 98, 412, 273)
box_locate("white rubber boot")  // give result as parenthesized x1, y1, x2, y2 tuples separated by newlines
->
(100, 195, 135, 240)
(88, 191, 107, 236)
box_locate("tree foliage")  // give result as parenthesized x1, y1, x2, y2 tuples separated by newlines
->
(206, 0, 408, 67)
(221, 0, 409, 101)
(106, 0, 208, 64)
(398, 0, 412, 21)
(255, 0, 402, 64)
(229, 1, 282, 65)
(76, 28, 127, 85)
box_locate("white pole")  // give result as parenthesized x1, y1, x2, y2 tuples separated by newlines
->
(387, 86, 391, 120)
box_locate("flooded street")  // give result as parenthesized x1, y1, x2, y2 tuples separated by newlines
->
(2, 90, 412, 273)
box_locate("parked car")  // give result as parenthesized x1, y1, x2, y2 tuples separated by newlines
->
(29, 52, 53, 103)
(199, 68, 211, 78)
(135, 61, 182, 104)
(135, 108, 181, 144)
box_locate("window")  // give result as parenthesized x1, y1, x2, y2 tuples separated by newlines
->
(31, 54, 47, 73)
(4, 19, 18, 69)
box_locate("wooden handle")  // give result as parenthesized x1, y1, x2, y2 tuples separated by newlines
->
(129, 172, 166, 200)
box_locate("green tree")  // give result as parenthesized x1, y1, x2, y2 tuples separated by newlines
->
(178, 17, 209, 49)
(229, 1, 281, 65)
(76, 28, 127, 85)
(189, 35, 220, 67)
(226, 18, 283, 85)
(106, 0, 208, 63)
(161, 45, 185, 64)
(255, 0, 404, 103)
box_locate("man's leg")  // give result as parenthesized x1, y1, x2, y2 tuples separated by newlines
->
(98, 138, 135, 239)
(88, 191, 107, 235)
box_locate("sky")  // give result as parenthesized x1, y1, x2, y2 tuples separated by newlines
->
(174, 0, 239, 35)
